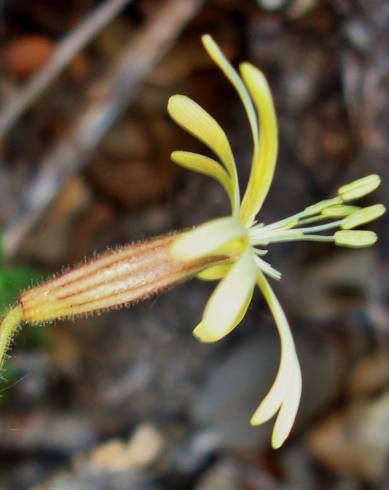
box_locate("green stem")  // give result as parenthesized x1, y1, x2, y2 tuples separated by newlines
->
(295, 215, 328, 226)
(296, 220, 342, 234)
(266, 234, 334, 244)
(0, 306, 24, 371)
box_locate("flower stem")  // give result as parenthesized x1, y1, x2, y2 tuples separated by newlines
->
(0, 306, 23, 371)
(0, 231, 223, 372)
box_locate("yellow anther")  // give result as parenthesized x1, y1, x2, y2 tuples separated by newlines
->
(338, 174, 381, 201)
(334, 230, 377, 248)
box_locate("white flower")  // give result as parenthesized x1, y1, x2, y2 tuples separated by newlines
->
(167, 35, 384, 448)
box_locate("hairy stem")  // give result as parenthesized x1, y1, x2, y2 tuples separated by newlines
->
(0, 231, 224, 372)
(0, 306, 23, 371)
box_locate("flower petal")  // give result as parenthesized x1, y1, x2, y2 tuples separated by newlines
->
(201, 34, 259, 146)
(239, 63, 278, 226)
(271, 362, 302, 449)
(197, 263, 232, 281)
(167, 95, 239, 214)
(193, 290, 252, 343)
(251, 272, 302, 449)
(192, 321, 218, 343)
(171, 151, 234, 212)
(170, 217, 246, 261)
(194, 247, 257, 342)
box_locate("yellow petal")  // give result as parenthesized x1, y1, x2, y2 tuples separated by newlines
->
(193, 291, 252, 343)
(214, 237, 246, 256)
(271, 362, 302, 449)
(195, 247, 257, 342)
(251, 272, 302, 449)
(197, 263, 232, 281)
(192, 321, 218, 342)
(171, 151, 234, 212)
(167, 95, 239, 213)
(170, 217, 247, 261)
(201, 34, 258, 146)
(239, 63, 278, 226)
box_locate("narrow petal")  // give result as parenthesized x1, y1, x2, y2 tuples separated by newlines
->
(271, 362, 302, 449)
(167, 95, 240, 213)
(250, 329, 292, 426)
(201, 34, 259, 146)
(195, 247, 257, 342)
(251, 272, 302, 448)
(193, 320, 219, 343)
(239, 63, 278, 226)
(171, 151, 235, 212)
(193, 291, 252, 343)
(170, 217, 246, 261)
(167, 95, 234, 174)
(197, 263, 232, 281)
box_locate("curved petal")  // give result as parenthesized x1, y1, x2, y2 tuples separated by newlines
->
(271, 362, 302, 449)
(201, 34, 259, 146)
(251, 272, 302, 449)
(192, 321, 216, 343)
(167, 95, 240, 214)
(171, 151, 234, 213)
(193, 289, 252, 343)
(197, 263, 232, 281)
(170, 217, 246, 261)
(239, 63, 278, 226)
(194, 247, 257, 342)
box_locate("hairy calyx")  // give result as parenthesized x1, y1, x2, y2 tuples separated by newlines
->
(0, 232, 224, 370)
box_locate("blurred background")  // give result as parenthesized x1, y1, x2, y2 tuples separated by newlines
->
(0, 0, 388, 489)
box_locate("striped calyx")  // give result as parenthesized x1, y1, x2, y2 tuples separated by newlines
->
(19, 233, 223, 324)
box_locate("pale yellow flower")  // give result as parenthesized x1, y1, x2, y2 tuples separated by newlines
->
(168, 35, 385, 448)
(0, 34, 384, 451)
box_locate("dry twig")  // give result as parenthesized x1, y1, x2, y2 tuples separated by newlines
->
(0, 0, 134, 139)
(3, 0, 204, 258)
